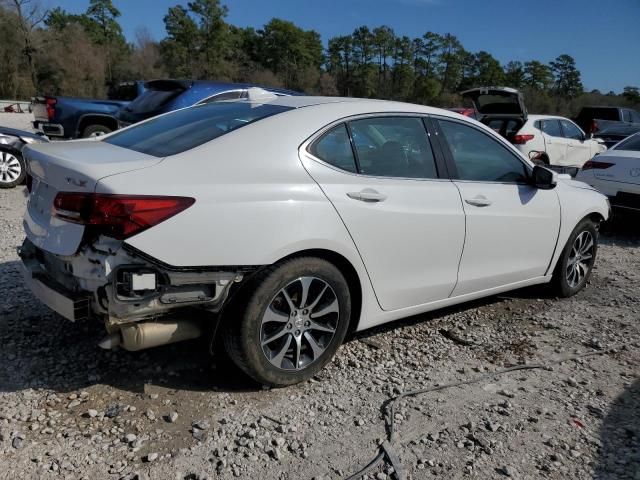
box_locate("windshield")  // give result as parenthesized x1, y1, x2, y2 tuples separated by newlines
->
(105, 102, 293, 157)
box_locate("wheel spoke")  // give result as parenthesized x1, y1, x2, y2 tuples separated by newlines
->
(261, 327, 289, 346)
(580, 238, 593, 255)
(281, 288, 297, 313)
(307, 284, 328, 310)
(304, 331, 325, 360)
(298, 277, 313, 309)
(311, 298, 339, 319)
(263, 305, 289, 324)
(308, 320, 335, 334)
(292, 335, 302, 369)
(271, 334, 292, 368)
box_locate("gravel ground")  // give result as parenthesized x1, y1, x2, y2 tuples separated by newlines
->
(0, 112, 35, 132)
(1, 186, 639, 480)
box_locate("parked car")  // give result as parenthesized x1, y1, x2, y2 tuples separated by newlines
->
(20, 93, 609, 387)
(116, 79, 300, 128)
(461, 87, 606, 168)
(31, 81, 146, 139)
(575, 106, 640, 148)
(575, 131, 640, 212)
(0, 127, 48, 188)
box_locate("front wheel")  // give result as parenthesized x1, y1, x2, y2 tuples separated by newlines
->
(223, 257, 351, 387)
(551, 218, 599, 297)
(0, 149, 26, 188)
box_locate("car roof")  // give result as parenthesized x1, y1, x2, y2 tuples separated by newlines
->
(528, 114, 571, 121)
(245, 95, 451, 114)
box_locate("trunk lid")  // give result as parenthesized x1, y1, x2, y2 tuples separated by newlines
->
(461, 87, 528, 122)
(23, 140, 162, 255)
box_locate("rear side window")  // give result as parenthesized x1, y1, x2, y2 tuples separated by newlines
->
(560, 120, 584, 140)
(199, 90, 246, 104)
(438, 119, 527, 183)
(348, 117, 438, 179)
(309, 124, 357, 173)
(540, 119, 562, 137)
(623, 110, 633, 122)
(579, 108, 619, 121)
(105, 102, 292, 157)
(613, 133, 640, 151)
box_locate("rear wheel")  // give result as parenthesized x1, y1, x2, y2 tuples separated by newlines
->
(0, 150, 25, 188)
(82, 124, 112, 138)
(223, 257, 351, 386)
(551, 218, 599, 297)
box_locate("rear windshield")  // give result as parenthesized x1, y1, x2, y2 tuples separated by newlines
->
(613, 133, 640, 152)
(104, 102, 292, 157)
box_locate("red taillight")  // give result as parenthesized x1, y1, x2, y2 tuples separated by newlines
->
(512, 134, 535, 145)
(590, 120, 598, 134)
(45, 97, 57, 120)
(52, 193, 195, 240)
(582, 160, 614, 170)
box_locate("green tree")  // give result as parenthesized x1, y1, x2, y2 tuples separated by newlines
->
(188, 0, 229, 78)
(623, 86, 640, 104)
(549, 54, 583, 98)
(160, 6, 199, 77)
(504, 61, 525, 88)
(524, 60, 553, 91)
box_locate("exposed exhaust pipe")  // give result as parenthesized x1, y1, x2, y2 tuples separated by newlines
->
(98, 319, 203, 351)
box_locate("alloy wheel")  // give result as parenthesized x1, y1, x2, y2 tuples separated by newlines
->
(566, 230, 594, 288)
(260, 276, 340, 370)
(0, 151, 21, 184)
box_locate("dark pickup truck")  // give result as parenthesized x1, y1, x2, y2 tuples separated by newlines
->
(575, 106, 640, 148)
(31, 81, 145, 139)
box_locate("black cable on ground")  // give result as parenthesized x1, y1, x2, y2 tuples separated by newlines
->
(345, 349, 612, 480)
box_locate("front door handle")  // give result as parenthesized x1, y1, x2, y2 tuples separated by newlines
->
(465, 196, 492, 207)
(347, 189, 387, 202)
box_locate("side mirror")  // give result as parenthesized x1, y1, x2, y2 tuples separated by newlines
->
(531, 165, 557, 190)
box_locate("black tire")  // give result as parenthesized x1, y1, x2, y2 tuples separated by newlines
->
(82, 124, 112, 138)
(223, 257, 351, 387)
(0, 149, 26, 189)
(551, 217, 599, 297)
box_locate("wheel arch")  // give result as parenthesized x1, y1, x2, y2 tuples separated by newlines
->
(77, 114, 118, 136)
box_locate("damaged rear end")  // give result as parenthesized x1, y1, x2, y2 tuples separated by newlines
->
(19, 141, 247, 351)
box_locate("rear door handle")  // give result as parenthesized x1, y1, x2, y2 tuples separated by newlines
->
(347, 189, 387, 202)
(465, 196, 492, 207)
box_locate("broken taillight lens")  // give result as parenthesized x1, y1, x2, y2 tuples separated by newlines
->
(52, 193, 195, 240)
(582, 160, 615, 170)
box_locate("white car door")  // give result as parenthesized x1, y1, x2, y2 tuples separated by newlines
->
(560, 119, 592, 168)
(301, 116, 466, 311)
(435, 117, 561, 296)
(538, 119, 568, 165)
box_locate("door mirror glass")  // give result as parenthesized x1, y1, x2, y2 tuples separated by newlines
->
(531, 165, 557, 190)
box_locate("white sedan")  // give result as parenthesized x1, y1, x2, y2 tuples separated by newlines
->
(576, 131, 640, 211)
(20, 92, 610, 386)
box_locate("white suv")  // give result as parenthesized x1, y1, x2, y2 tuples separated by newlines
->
(462, 87, 606, 168)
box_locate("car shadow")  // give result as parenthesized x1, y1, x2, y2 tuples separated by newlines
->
(595, 379, 640, 478)
(600, 210, 640, 246)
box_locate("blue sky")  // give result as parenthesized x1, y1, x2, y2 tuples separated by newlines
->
(51, 0, 640, 93)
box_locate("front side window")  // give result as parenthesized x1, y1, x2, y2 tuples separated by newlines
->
(348, 117, 438, 179)
(438, 119, 527, 183)
(560, 120, 584, 140)
(105, 102, 292, 157)
(309, 124, 357, 173)
(540, 119, 563, 137)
